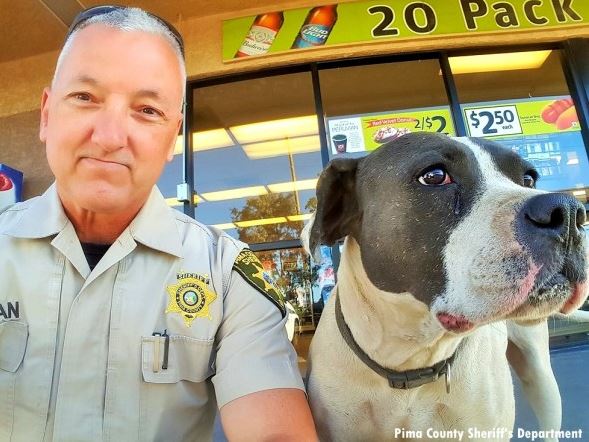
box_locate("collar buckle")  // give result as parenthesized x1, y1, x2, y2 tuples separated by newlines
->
(386, 362, 450, 391)
(445, 361, 452, 394)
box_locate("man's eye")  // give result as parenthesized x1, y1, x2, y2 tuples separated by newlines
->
(418, 167, 453, 186)
(74, 93, 91, 101)
(141, 107, 161, 116)
(523, 173, 536, 188)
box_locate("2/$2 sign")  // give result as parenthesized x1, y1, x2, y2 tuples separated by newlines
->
(222, 0, 588, 61)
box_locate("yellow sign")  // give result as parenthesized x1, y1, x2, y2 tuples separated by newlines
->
(327, 106, 455, 155)
(463, 96, 580, 137)
(223, 1, 589, 60)
(166, 272, 216, 327)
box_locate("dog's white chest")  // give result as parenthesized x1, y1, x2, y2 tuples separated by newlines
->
(308, 313, 515, 442)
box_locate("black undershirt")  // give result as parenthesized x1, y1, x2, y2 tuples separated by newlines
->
(80, 242, 111, 271)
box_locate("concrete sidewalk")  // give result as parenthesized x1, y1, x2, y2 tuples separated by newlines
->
(513, 341, 589, 441)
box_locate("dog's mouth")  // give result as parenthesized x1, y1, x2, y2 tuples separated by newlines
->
(517, 270, 587, 316)
(436, 312, 475, 333)
(437, 269, 587, 333)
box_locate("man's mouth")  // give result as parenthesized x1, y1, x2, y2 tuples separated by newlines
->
(81, 157, 128, 169)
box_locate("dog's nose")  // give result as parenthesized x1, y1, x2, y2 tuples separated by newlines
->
(520, 193, 586, 242)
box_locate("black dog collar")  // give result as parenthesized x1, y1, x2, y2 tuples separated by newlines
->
(334, 292, 456, 393)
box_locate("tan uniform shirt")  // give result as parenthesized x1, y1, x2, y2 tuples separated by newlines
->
(0, 184, 303, 441)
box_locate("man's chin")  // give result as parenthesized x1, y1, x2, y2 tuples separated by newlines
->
(63, 186, 139, 215)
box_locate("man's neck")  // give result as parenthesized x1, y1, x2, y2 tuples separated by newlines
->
(59, 200, 142, 244)
(65, 208, 138, 243)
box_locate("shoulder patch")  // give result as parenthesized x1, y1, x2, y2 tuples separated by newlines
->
(233, 249, 286, 317)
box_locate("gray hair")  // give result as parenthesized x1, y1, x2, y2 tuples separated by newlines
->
(53, 7, 186, 100)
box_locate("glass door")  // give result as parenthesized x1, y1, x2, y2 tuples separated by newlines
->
(252, 246, 335, 363)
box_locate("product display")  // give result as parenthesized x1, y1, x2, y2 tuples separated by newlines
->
(235, 12, 284, 57)
(291, 5, 338, 49)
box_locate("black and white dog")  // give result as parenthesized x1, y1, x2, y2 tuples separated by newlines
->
(303, 132, 588, 441)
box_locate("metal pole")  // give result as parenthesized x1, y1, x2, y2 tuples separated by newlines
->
(182, 87, 195, 218)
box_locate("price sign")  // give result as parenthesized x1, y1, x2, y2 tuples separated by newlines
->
(464, 105, 522, 137)
(414, 115, 448, 134)
(327, 106, 455, 154)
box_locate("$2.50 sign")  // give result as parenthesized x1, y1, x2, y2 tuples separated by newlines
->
(464, 105, 523, 137)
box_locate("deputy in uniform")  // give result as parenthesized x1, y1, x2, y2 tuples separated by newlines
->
(0, 6, 317, 441)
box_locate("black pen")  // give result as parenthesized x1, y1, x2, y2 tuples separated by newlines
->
(162, 329, 170, 370)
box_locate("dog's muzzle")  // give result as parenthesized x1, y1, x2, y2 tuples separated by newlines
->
(514, 193, 587, 314)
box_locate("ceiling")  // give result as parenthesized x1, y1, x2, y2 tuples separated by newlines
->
(0, 0, 281, 63)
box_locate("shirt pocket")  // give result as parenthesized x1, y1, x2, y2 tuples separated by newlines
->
(0, 321, 29, 440)
(141, 334, 214, 383)
(0, 321, 28, 372)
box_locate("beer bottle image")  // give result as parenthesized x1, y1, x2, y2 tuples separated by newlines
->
(291, 5, 338, 49)
(235, 12, 284, 58)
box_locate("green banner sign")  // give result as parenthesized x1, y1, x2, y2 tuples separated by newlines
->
(223, 1, 589, 61)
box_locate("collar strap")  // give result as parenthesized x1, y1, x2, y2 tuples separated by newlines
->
(335, 292, 456, 392)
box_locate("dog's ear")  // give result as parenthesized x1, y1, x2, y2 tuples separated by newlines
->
(309, 157, 360, 253)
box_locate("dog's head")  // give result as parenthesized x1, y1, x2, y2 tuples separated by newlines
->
(308, 132, 588, 333)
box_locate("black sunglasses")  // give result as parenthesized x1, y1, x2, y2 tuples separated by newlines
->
(66, 5, 185, 58)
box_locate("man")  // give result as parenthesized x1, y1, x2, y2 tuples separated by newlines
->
(0, 6, 317, 441)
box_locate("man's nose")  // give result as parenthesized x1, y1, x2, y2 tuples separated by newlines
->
(90, 106, 129, 151)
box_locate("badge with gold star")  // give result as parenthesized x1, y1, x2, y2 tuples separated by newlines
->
(166, 272, 216, 327)
(233, 249, 286, 317)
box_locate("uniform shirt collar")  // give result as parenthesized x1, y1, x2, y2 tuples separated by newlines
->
(2, 183, 183, 258)
(1, 183, 68, 238)
(128, 186, 183, 258)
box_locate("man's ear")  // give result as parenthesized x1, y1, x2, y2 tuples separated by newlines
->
(39, 87, 51, 143)
(309, 157, 361, 253)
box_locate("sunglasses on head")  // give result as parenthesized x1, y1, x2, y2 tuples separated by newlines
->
(66, 5, 185, 58)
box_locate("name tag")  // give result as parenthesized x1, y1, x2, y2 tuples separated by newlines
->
(0, 301, 19, 320)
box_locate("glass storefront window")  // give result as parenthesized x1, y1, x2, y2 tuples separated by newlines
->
(319, 58, 454, 159)
(191, 72, 323, 243)
(156, 145, 183, 213)
(253, 245, 335, 362)
(452, 50, 589, 205)
(255, 248, 316, 331)
(253, 246, 335, 331)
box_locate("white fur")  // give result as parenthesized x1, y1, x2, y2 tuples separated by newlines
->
(306, 137, 588, 442)
(433, 138, 548, 323)
(308, 238, 515, 441)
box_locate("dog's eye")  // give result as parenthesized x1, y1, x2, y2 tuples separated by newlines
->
(523, 173, 536, 188)
(418, 167, 452, 186)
